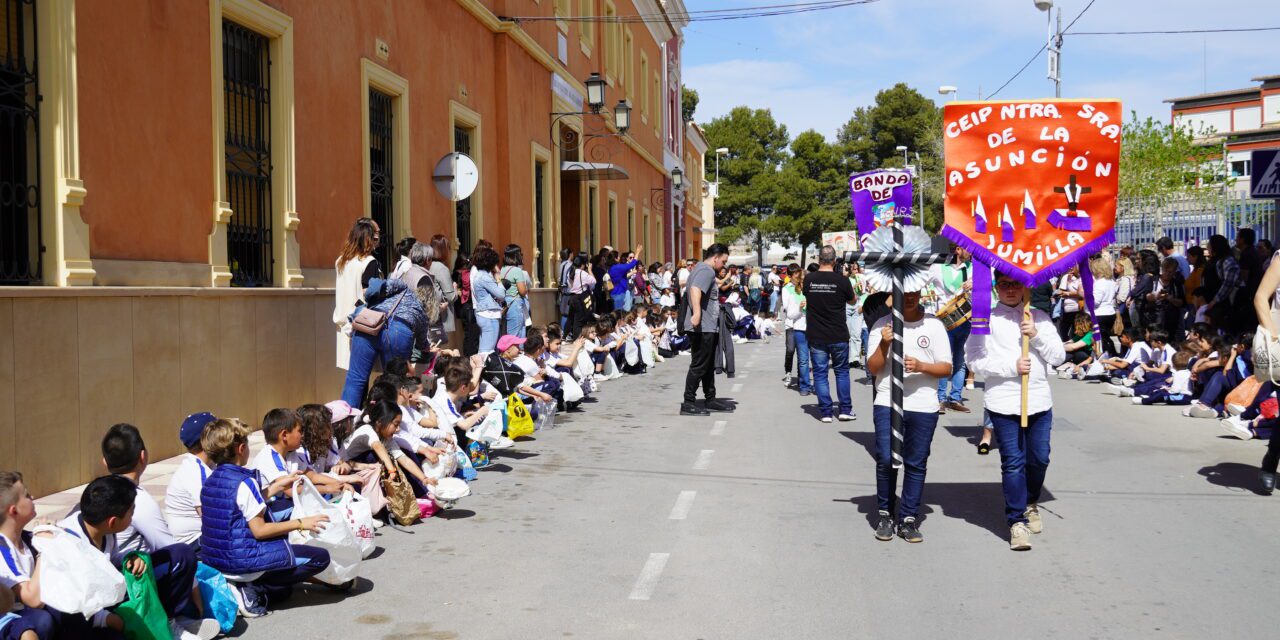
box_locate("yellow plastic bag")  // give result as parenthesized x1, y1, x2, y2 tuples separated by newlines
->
(506, 394, 534, 439)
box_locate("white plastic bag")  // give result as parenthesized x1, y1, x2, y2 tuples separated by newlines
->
(561, 371, 585, 403)
(575, 348, 594, 380)
(429, 477, 471, 509)
(602, 354, 621, 379)
(29, 525, 126, 617)
(639, 339, 656, 367)
(289, 477, 362, 585)
(336, 491, 376, 559)
(1085, 359, 1105, 378)
(422, 445, 459, 481)
(625, 339, 640, 366)
(466, 396, 506, 444)
(533, 399, 557, 431)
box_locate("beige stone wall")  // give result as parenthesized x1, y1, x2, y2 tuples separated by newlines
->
(0, 288, 345, 498)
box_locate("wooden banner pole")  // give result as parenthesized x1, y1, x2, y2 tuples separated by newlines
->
(1020, 290, 1031, 428)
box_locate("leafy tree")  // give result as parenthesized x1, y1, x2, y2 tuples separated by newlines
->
(681, 86, 699, 123)
(1119, 113, 1231, 236)
(701, 107, 790, 250)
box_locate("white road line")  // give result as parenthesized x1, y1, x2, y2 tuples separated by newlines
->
(628, 553, 671, 600)
(710, 420, 726, 436)
(668, 491, 697, 520)
(737, 373, 749, 379)
(731, 383, 743, 392)
(693, 449, 715, 470)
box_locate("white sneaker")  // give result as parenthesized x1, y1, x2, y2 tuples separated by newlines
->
(1118, 387, 1135, 398)
(782, 374, 792, 386)
(1056, 362, 1073, 372)
(1188, 403, 1219, 419)
(820, 416, 833, 424)
(1182, 407, 1192, 417)
(1220, 416, 1254, 440)
(172, 617, 219, 640)
(490, 436, 516, 450)
(592, 373, 608, 382)
(1131, 397, 1144, 405)
(1058, 370, 1074, 380)
(965, 381, 975, 390)
(1101, 384, 1122, 395)
(1226, 404, 1247, 417)
(838, 413, 856, 422)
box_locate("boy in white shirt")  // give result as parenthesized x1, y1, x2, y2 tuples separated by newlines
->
(865, 289, 952, 544)
(249, 409, 351, 513)
(2, 471, 124, 639)
(99, 423, 177, 555)
(1134, 351, 1194, 405)
(165, 412, 218, 546)
(966, 271, 1066, 551)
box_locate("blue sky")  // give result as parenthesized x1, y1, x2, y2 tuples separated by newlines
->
(683, 0, 1280, 139)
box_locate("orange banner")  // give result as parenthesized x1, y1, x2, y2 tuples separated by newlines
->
(941, 99, 1122, 285)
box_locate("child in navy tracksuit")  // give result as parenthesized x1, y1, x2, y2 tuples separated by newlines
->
(1135, 351, 1195, 405)
(199, 418, 332, 615)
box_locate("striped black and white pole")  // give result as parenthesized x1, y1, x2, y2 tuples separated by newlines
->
(889, 221, 906, 469)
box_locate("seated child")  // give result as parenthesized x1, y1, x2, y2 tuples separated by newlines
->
(754, 311, 777, 343)
(386, 377, 451, 463)
(350, 386, 439, 499)
(2, 471, 123, 640)
(301, 402, 386, 515)
(199, 419, 332, 614)
(426, 363, 497, 459)
(97, 424, 178, 555)
(1105, 329, 1172, 395)
(249, 408, 352, 511)
(1092, 329, 1149, 381)
(1056, 314, 1097, 379)
(1133, 351, 1195, 405)
(1184, 334, 1256, 419)
(165, 412, 218, 547)
(57, 475, 215, 639)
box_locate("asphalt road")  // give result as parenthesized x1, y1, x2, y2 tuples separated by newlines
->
(237, 339, 1280, 639)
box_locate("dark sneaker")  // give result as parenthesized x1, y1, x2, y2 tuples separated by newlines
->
(230, 581, 269, 618)
(897, 517, 923, 543)
(680, 402, 710, 416)
(1261, 471, 1276, 494)
(945, 401, 971, 413)
(705, 399, 735, 412)
(874, 510, 896, 541)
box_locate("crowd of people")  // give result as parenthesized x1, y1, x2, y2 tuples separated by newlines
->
(0, 217, 737, 640)
(770, 229, 1280, 551)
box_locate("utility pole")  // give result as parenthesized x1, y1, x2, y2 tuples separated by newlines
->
(1037, 0, 1063, 98)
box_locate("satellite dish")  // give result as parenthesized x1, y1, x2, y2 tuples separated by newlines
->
(433, 152, 478, 202)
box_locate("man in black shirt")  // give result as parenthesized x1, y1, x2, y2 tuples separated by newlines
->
(804, 246, 857, 423)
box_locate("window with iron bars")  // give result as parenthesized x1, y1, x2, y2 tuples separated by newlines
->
(223, 20, 273, 287)
(455, 125, 474, 253)
(0, 0, 42, 285)
(369, 88, 394, 270)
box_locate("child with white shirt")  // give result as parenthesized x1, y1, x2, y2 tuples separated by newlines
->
(95, 424, 184, 558)
(2, 471, 122, 639)
(165, 412, 218, 547)
(356, 380, 438, 498)
(1135, 351, 1195, 405)
(249, 409, 351, 510)
(199, 419, 332, 615)
(299, 402, 386, 515)
(1092, 329, 1149, 382)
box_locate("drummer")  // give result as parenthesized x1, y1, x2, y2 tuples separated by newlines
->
(929, 244, 973, 415)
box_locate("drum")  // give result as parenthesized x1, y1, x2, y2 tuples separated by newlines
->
(936, 293, 972, 330)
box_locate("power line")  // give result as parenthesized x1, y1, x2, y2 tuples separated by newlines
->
(510, 0, 880, 24)
(1068, 26, 1280, 35)
(987, 0, 1096, 99)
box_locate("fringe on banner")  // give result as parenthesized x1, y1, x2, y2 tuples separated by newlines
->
(939, 225, 1116, 288)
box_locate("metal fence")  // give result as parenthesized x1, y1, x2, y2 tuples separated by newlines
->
(1115, 191, 1276, 249)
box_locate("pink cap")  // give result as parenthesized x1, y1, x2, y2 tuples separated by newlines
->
(325, 400, 354, 422)
(496, 335, 526, 352)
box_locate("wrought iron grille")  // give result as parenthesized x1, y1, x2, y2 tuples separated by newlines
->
(454, 125, 473, 252)
(369, 88, 394, 270)
(0, 0, 41, 285)
(587, 186, 597, 253)
(534, 161, 546, 284)
(223, 21, 273, 287)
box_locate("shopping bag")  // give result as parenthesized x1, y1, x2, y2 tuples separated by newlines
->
(1253, 311, 1280, 383)
(289, 477, 362, 585)
(574, 347, 595, 380)
(429, 477, 472, 510)
(1085, 360, 1105, 378)
(455, 450, 478, 481)
(639, 339, 656, 367)
(533, 399, 558, 431)
(195, 562, 239, 633)
(382, 467, 422, 526)
(29, 525, 126, 617)
(505, 394, 535, 439)
(602, 354, 621, 379)
(421, 445, 459, 481)
(466, 396, 506, 444)
(561, 371, 585, 403)
(337, 491, 377, 559)
(115, 552, 170, 640)
(1225, 376, 1264, 410)
(625, 339, 641, 366)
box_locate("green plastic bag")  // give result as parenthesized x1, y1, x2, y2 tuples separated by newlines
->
(116, 552, 171, 640)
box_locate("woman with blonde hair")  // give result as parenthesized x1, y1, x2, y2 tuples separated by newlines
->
(1090, 254, 1119, 356)
(334, 217, 382, 369)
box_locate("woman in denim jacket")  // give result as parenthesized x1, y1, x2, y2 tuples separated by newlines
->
(471, 246, 508, 353)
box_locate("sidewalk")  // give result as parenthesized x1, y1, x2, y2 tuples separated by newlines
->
(30, 431, 268, 530)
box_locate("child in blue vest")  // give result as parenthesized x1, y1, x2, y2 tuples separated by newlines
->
(198, 418, 333, 616)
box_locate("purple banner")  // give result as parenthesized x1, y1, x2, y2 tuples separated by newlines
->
(849, 169, 915, 246)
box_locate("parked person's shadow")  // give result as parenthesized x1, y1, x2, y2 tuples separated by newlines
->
(1198, 462, 1269, 495)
